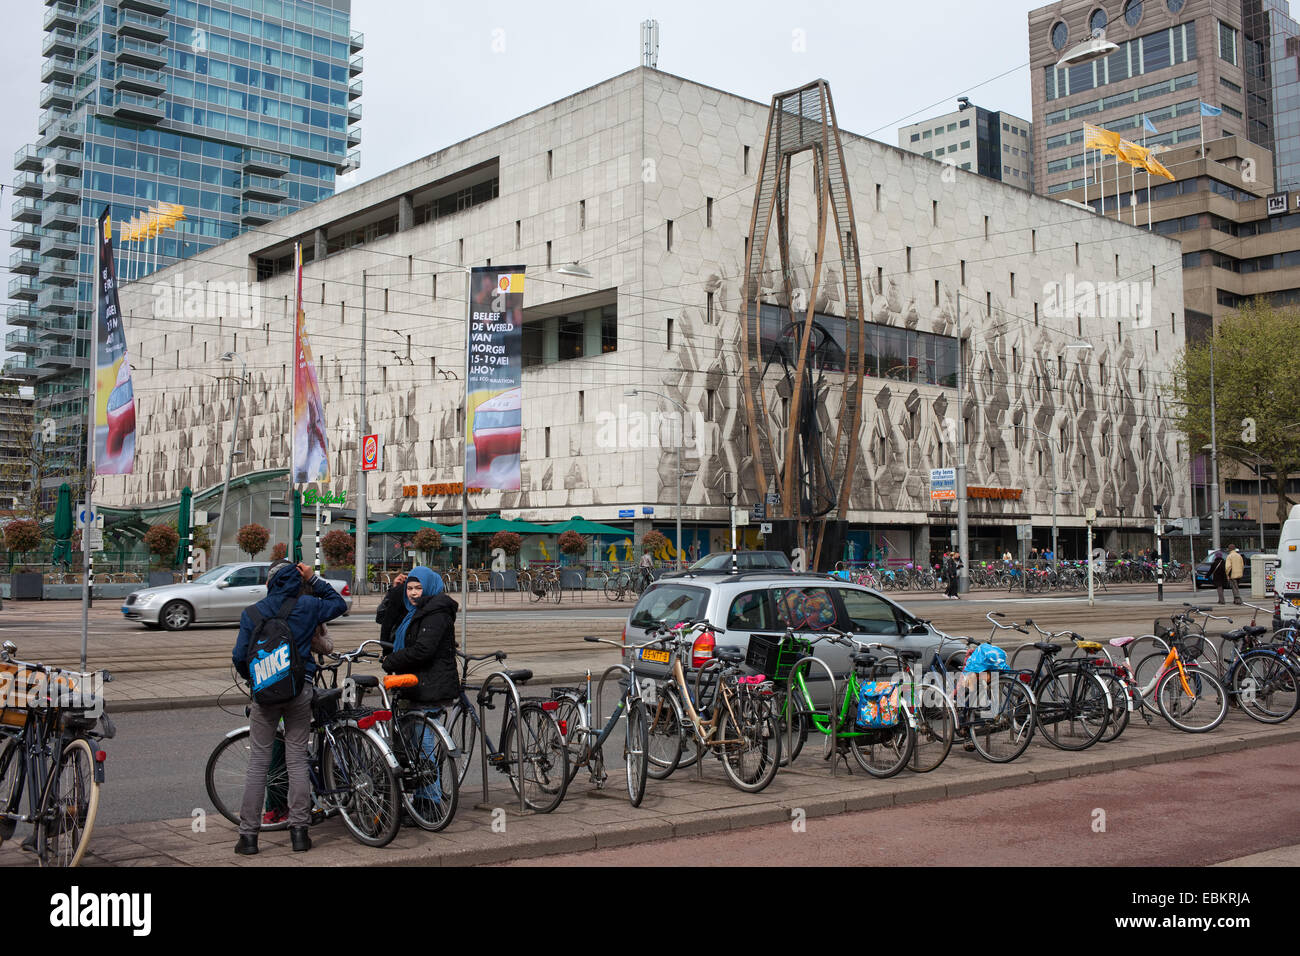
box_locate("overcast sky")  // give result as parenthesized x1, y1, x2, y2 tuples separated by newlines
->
(1, 0, 1044, 321)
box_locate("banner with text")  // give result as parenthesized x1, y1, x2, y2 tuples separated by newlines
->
(95, 210, 135, 475)
(465, 265, 523, 490)
(292, 242, 330, 484)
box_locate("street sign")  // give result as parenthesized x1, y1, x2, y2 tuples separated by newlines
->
(760, 522, 772, 535)
(1085, 508, 1098, 522)
(85, 529, 104, 552)
(642, 507, 654, 515)
(751, 501, 765, 520)
(76, 506, 103, 529)
(734, 512, 749, 527)
(618, 509, 635, 519)
(192, 510, 208, 525)
(929, 468, 956, 501)
(321, 510, 332, 526)
(1016, 523, 1033, 541)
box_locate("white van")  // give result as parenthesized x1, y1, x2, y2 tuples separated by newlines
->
(1277, 504, 1300, 629)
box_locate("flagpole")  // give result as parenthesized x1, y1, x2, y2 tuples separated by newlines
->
(82, 214, 104, 671)
(1131, 161, 1136, 226)
(1200, 111, 1205, 159)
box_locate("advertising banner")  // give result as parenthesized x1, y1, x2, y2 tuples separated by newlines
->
(929, 467, 956, 500)
(94, 210, 135, 475)
(292, 243, 329, 484)
(465, 265, 523, 490)
(361, 433, 382, 471)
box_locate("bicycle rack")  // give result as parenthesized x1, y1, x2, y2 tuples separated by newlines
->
(490, 571, 506, 604)
(478, 671, 527, 814)
(785, 656, 840, 776)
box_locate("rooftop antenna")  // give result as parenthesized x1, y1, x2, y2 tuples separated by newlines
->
(641, 19, 659, 68)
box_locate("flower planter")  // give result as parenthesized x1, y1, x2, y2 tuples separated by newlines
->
(11, 573, 44, 600)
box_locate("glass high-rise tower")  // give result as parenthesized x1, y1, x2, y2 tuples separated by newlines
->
(7, 0, 362, 506)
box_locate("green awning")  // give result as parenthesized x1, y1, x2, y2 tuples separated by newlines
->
(464, 514, 553, 535)
(361, 514, 451, 534)
(539, 516, 632, 537)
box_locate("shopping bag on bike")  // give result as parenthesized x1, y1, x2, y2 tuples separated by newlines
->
(245, 595, 303, 706)
(962, 643, 1009, 673)
(856, 681, 902, 728)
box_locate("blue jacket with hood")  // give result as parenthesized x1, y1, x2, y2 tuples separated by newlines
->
(232, 566, 348, 683)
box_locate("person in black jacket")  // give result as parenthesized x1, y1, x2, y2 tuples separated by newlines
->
(376, 566, 459, 704)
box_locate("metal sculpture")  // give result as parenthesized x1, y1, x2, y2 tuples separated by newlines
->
(739, 80, 865, 568)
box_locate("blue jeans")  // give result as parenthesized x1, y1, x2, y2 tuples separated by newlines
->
(405, 717, 443, 804)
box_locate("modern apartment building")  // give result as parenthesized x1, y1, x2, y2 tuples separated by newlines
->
(898, 102, 1034, 190)
(1029, 0, 1300, 197)
(0, 378, 36, 516)
(98, 68, 1188, 565)
(6, 0, 363, 507)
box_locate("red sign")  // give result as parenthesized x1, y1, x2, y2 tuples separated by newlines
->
(361, 433, 380, 471)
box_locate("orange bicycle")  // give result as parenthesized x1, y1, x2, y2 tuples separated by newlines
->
(1122, 623, 1228, 733)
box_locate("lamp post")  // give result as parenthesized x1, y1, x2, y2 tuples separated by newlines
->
(1208, 337, 1222, 551)
(213, 351, 247, 566)
(625, 387, 685, 570)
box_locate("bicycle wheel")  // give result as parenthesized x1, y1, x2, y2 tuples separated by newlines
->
(0, 734, 21, 845)
(37, 737, 99, 868)
(551, 697, 588, 786)
(645, 688, 684, 780)
(446, 702, 478, 787)
(773, 685, 809, 767)
(1156, 665, 1228, 733)
(625, 697, 648, 808)
(603, 575, 622, 601)
(1232, 651, 1300, 724)
(323, 724, 401, 847)
(501, 703, 569, 813)
(907, 683, 955, 773)
(203, 728, 292, 832)
(1097, 672, 1131, 743)
(715, 703, 780, 793)
(395, 714, 459, 832)
(965, 673, 1035, 763)
(1034, 669, 1108, 750)
(1125, 635, 1171, 666)
(847, 707, 914, 779)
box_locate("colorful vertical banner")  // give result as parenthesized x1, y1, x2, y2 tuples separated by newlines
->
(94, 210, 135, 474)
(466, 265, 523, 490)
(292, 243, 330, 484)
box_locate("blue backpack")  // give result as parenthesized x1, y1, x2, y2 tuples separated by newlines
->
(245, 595, 303, 705)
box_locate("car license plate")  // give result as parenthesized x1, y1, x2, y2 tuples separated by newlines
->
(638, 648, 670, 664)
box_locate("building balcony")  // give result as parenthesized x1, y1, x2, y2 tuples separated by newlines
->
(38, 117, 82, 150)
(348, 103, 362, 123)
(39, 259, 79, 287)
(40, 81, 75, 111)
(349, 54, 363, 76)
(36, 344, 76, 369)
(37, 286, 77, 314)
(42, 28, 76, 58)
(347, 125, 361, 148)
(7, 304, 41, 327)
(3, 356, 41, 381)
(41, 315, 78, 340)
(114, 64, 165, 95)
(9, 277, 41, 301)
(240, 200, 284, 226)
(242, 148, 289, 176)
(38, 107, 72, 135)
(13, 172, 43, 198)
(111, 90, 164, 123)
(43, 2, 78, 32)
(40, 201, 78, 232)
(39, 231, 77, 259)
(348, 79, 362, 100)
(11, 198, 42, 224)
(9, 251, 40, 276)
(43, 146, 82, 176)
(6, 329, 43, 354)
(119, 0, 170, 15)
(13, 225, 44, 251)
(14, 144, 42, 172)
(337, 149, 361, 174)
(240, 174, 288, 201)
(43, 174, 80, 204)
(116, 37, 166, 68)
(117, 9, 168, 42)
(350, 31, 364, 53)
(40, 55, 76, 84)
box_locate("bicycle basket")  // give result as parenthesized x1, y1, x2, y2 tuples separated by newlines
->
(745, 633, 813, 681)
(1178, 634, 1205, 658)
(855, 681, 902, 729)
(1153, 620, 1178, 644)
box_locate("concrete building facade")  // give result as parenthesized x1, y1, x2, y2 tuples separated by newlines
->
(99, 68, 1190, 565)
(899, 103, 1034, 191)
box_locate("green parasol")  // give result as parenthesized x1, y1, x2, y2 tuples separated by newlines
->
(176, 486, 191, 568)
(51, 483, 73, 564)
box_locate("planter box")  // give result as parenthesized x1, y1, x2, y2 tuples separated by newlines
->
(321, 569, 353, 586)
(148, 571, 175, 587)
(11, 573, 43, 600)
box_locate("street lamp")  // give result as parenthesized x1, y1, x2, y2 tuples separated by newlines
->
(626, 387, 686, 570)
(212, 351, 247, 567)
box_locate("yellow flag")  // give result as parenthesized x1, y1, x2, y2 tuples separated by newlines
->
(1084, 123, 1122, 157)
(1118, 139, 1150, 166)
(1144, 155, 1176, 181)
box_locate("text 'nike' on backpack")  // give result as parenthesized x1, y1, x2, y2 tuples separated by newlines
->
(246, 595, 303, 705)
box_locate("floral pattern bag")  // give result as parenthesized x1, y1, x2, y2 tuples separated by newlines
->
(856, 680, 902, 728)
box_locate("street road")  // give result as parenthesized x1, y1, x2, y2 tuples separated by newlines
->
(502, 740, 1300, 867)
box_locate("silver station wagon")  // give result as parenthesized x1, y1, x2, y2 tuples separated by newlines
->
(120, 562, 352, 631)
(621, 571, 953, 703)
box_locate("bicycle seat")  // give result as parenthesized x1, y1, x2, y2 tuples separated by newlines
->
(853, 654, 879, 668)
(1073, 641, 1104, 652)
(1108, 637, 1135, 647)
(715, 647, 745, 664)
(1034, 643, 1062, 655)
(350, 675, 380, 689)
(505, 668, 533, 684)
(896, 650, 921, 662)
(1244, 625, 1268, 637)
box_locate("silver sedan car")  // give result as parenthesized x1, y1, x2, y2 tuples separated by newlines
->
(120, 562, 352, 631)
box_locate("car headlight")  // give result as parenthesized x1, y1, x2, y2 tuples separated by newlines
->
(134, 593, 158, 607)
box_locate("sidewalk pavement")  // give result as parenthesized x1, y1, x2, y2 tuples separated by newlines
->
(3, 708, 1295, 868)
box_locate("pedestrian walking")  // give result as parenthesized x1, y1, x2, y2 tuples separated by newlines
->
(1208, 547, 1229, 605)
(1226, 544, 1245, 605)
(231, 559, 347, 855)
(944, 551, 961, 599)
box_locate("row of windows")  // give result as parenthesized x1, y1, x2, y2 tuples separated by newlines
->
(84, 121, 335, 183)
(1050, 0, 1169, 52)
(909, 117, 971, 142)
(1045, 22, 1197, 102)
(1191, 248, 1300, 273)
(1216, 287, 1300, 308)
(171, 0, 353, 39)
(1046, 123, 1198, 173)
(1001, 121, 1028, 137)
(923, 140, 970, 158)
(168, 50, 349, 97)
(163, 102, 346, 157)
(1045, 72, 1198, 127)
(1045, 98, 1198, 149)
(165, 72, 347, 114)
(521, 304, 617, 368)
(84, 166, 326, 208)
(170, 19, 351, 62)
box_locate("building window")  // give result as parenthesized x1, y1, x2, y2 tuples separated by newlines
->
(984, 216, 989, 240)
(1051, 21, 1068, 51)
(934, 280, 940, 306)
(706, 291, 715, 324)
(1090, 8, 1108, 34)
(579, 200, 586, 230)
(546, 240, 552, 268)
(1010, 272, 1015, 297)
(906, 246, 911, 272)
(1218, 20, 1238, 65)
(547, 149, 553, 180)
(1124, 0, 1143, 27)
(743, 145, 750, 175)
(960, 259, 966, 285)
(932, 199, 938, 226)
(522, 300, 618, 368)
(515, 220, 521, 249)
(545, 426, 550, 458)
(706, 389, 715, 419)
(706, 197, 713, 228)
(667, 318, 673, 350)
(875, 183, 881, 210)
(666, 220, 673, 251)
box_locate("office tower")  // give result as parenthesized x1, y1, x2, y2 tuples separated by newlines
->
(898, 101, 1034, 191)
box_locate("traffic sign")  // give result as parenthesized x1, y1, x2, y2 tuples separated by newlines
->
(760, 522, 773, 535)
(1016, 523, 1033, 541)
(76, 505, 103, 529)
(85, 529, 104, 552)
(618, 509, 635, 519)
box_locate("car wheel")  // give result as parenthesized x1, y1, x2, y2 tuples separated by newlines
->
(160, 600, 193, 631)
